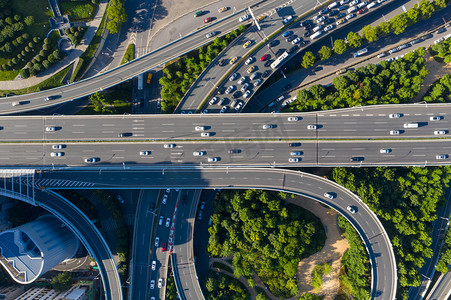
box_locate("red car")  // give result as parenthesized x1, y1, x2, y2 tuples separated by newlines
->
(162, 243, 167, 252)
(260, 54, 268, 61)
(203, 17, 212, 23)
(357, 8, 367, 14)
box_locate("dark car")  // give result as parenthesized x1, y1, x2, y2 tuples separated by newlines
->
(436, 27, 447, 34)
(232, 91, 241, 99)
(118, 132, 133, 137)
(337, 12, 346, 19)
(350, 157, 364, 162)
(319, 7, 329, 14)
(313, 66, 322, 72)
(286, 35, 296, 42)
(328, 10, 338, 17)
(289, 143, 301, 147)
(228, 149, 241, 154)
(304, 31, 312, 37)
(322, 18, 333, 25)
(299, 40, 308, 47)
(300, 19, 312, 26)
(282, 84, 291, 91)
(262, 70, 272, 78)
(269, 40, 278, 47)
(305, 23, 313, 30)
(218, 59, 228, 66)
(288, 45, 298, 53)
(275, 49, 285, 56)
(218, 86, 226, 94)
(264, 60, 272, 67)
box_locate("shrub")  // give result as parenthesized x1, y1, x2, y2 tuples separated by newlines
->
(44, 37, 49, 44)
(28, 66, 37, 76)
(48, 54, 56, 64)
(5, 17, 12, 25)
(32, 63, 42, 72)
(20, 68, 29, 78)
(16, 53, 22, 60)
(32, 37, 39, 43)
(26, 62, 32, 68)
(14, 15, 20, 22)
(16, 36, 24, 44)
(28, 41, 34, 48)
(24, 16, 34, 26)
(43, 44, 50, 51)
(42, 60, 50, 69)
(53, 49, 62, 59)
(35, 55, 42, 62)
(11, 40, 18, 47)
(24, 46, 30, 52)
(65, 28, 70, 35)
(39, 49, 46, 56)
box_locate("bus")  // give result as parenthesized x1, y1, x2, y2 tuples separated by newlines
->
(353, 48, 368, 58)
(147, 73, 153, 84)
(137, 74, 143, 90)
(270, 51, 289, 69)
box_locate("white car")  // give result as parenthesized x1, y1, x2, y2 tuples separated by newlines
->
(283, 16, 293, 24)
(165, 218, 171, 227)
(389, 113, 402, 118)
(193, 151, 205, 156)
(159, 216, 164, 225)
(324, 192, 335, 199)
(164, 144, 176, 148)
(347, 206, 356, 214)
(201, 132, 211, 137)
(158, 278, 163, 288)
(434, 130, 446, 135)
(162, 194, 168, 204)
(225, 86, 235, 94)
(150, 280, 155, 289)
(288, 117, 299, 121)
(50, 152, 64, 157)
(255, 78, 263, 86)
(238, 76, 247, 84)
(235, 102, 243, 111)
(436, 154, 449, 159)
(84, 157, 99, 163)
(239, 14, 250, 22)
(390, 130, 400, 135)
(229, 73, 238, 81)
(208, 157, 218, 162)
(45, 126, 56, 132)
(324, 25, 335, 32)
(155, 237, 159, 247)
(291, 151, 302, 156)
(262, 124, 275, 129)
(195, 126, 206, 131)
(380, 149, 391, 153)
(292, 37, 302, 44)
(307, 125, 317, 130)
(289, 158, 299, 162)
(245, 57, 254, 65)
(430, 116, 443, 121)
(243, 90, 252, 98)
(209, 97, 218, 105)
(140, 151, 151, 156)
(220, 106, 227, 113)
(152, 261, 156, 271)
(52, 144, 64, 149)
(346, 13, 356, 20)
(206, 31, 216, 38)
(317, 16, 326, 23)
(241, 83, 249, 92)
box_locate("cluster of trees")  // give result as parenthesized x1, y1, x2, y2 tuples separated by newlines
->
(59, 190, 100, 224)
(107, 0, 127, 34)
(159, 25, 246, 113)
(204, 271, 249, 300)
(165, 273, 177, 300)
(19, 39, 64, 78)
(51, 272, 73, 291)
(436, 227, 451, 274)
(93, 190, 130, 281)
(423, 73, 451, 102)
(65, 26, 86, 47)
(311, 262, 331, 290)
(88, 92, 114, 113)
(430, 37, 451, 62)
(298, 293, 324, 300)
(331, 166, 451, 299)
(285, 48, 427, 112)
(298, 0, 446, 70)
(207, 189, 325, 298)
(337, 216, 371, 299)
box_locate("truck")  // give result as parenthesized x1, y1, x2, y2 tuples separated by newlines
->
(137, 74, 143, 90)
(310, 31, 323, 40)
(403, 123, 419, 128)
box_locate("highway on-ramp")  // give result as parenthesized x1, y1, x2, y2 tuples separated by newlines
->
(40, 167, 396, 300)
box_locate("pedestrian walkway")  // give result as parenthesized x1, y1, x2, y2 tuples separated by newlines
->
(0, 0, 108, 91)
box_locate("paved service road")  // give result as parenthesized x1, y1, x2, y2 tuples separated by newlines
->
(40, 168, 396, 300)
(34, 189, 121, 300)
(426, 271, 451, 300)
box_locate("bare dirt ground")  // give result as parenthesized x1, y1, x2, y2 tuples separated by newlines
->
(284, 197, 349, 300)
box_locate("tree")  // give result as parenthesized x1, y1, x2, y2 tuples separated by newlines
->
(318, 45, 332, 61)
(42, 60, 50, 69)
(378, 22, 391, 35)
(53, 49, 62, 60)
(107, 0, 127, 34)
(390, 13, 409, 34)
(256, 292, 269, 300)
(20, 68, 29, 78)
(333, 39, 347, 54)
(347, 32, 362, 48)
(51, 272, 73, 291)
(362, 25, 378, 42)
(14, 14, 20, 22)
(24, 16, 34, 26)
(301, 51, 316, 69)
(4, 17, 12, 25)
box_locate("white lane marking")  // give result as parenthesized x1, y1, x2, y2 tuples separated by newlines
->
(374, 129, 387, 131)
(415, 113, 422, 115)
(102, 131, 114, 133)
(344, 122, 357, 124)
(412, 154, 426, 157)
(162, 130, 174, 133)
(82, 150, 95, 152)
(352, 114, 360, 116)
(133, 127, 144, 130)
(72, 124, 85, 127)
(133, 120, 144, 122)
(329, 114, 336, 116)
(352, 148, 365, 150)
(375, 122, 388, 124)
(222, 123, 236, 125)
(322, 148, 335, 150)
(102, 124, 115, 126)
(162, 123, 174, 125)
(343, 129, 357, 131)
(341, 114, 349, 116)
(72, 131, 85, 134)
(378, 114, 385, 116)
(261, 155, 274, 158)
(112, 150, 125, 152)
(222, 130, 235, 132)
(366, 114, 374, 116)
(14, 125, 27, 127)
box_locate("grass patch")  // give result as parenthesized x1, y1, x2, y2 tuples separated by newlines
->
(60, 1, 95, 21)
(77, 81, 132, 114)
(0, 65, 70, 96)
(121, 44, 135, 65)
(211, 262, 233, 273)
(10, 0, 53, 37)
(311, 262, 332, 290)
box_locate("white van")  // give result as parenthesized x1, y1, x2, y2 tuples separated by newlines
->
(350, 0, 359, 5)
(310, 31, 323, 40)
(357, 1, 368, 8)
(347, 6, 357, 14)
(313, 25, 323, 32)
(367, 2, 377, 8)
(403, 123, 419, 128)
(340, 0, 350, 4)
(328, 1, 339, 9)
